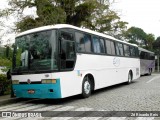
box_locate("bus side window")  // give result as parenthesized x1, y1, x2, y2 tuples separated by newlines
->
(99, 38, 105, 53)
(110, 41, 116, 55)
(130, 46, 136, 57)
(60, 31, 75, 69)
(140, 51, 145, 59)
(75, 32, 85, 52)
(92, 36, 101, 53)
(75, 32, 92, 53)
(105, 39, 111, 54)
(118, 43, 124, 56)
(115, 42, 124, 56)
(84, 34, 92, 53)
(124, 44, 130, 56)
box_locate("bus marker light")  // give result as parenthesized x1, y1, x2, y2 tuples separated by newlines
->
(12, 80, 19, 84)
(51, 79, 56, 84)
(41, 79, 56, 84)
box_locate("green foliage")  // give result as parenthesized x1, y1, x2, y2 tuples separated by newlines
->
(0, 47, 5, 57)
(4, 0, 127, 35)
(0, 74, 11, 95)
(123, 27, 156, 51)
(145, 33, 155, 50)
(153, 36, 160, 53)
(0, 74, 7, 81)
(123, 27, 147, 46)
(0, 57, 11, 66)
(0, 46, 12, 72)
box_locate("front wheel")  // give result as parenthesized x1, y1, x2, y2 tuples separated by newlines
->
(82, 76, 92, 98)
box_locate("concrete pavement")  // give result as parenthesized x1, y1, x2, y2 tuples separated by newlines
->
(0, 94, 17, 106)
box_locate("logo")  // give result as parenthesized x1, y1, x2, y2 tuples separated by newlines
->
(113, 57, 120, 67)
(2, 112, 11, 117)
(45, 74, 49, 77)
(27, 79, 31, 84)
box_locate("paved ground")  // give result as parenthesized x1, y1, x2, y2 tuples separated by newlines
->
(0, 73, 160, 120)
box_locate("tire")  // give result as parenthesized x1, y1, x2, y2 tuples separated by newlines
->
(82, 76, 92, 98)
(127, 71, 132, 84)
(148, 69, 152, 75)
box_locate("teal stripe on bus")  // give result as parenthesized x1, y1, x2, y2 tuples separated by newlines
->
(12, 79, 61, 99)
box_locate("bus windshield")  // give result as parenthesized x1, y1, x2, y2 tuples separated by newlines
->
(13, 30, 58, 74)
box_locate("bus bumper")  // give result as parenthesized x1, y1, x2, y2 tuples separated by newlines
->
(12, 79, 62, 99)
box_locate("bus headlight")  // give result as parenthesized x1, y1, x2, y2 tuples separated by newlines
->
(12, 80, 19, 84)
(41, 79, 56, 84)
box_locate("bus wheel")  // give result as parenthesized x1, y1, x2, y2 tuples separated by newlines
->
(148, 69, 152, 75)
(127, 71, 132, 84)
(82, 76, 91, 98)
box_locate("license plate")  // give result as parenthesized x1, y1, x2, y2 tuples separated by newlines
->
(28, 90, 35, 94)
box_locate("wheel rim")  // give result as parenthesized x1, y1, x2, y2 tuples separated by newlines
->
(128, 72, 131, 83)
(84, 81, 91, 95)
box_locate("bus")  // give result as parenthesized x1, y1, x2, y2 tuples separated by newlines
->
(11, 24, 140, 99)
(139, 47, 155, 75)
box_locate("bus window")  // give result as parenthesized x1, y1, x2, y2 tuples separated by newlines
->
(124, 44, 130, 56)
(105, 39, 111, 54)
(75, 32, 85, 52)
(110, 41, 116, 55)
(99, 38, 105, 53)
(92, 36, 101, 53)
(135, 47, 139, 57)
(60, 31, 75, 69)
(118, 43, 124, 56)
(115, 43, 124, 56)
(140, 51, 145, 59)
(84, 34, 92, 53)
(130, 46, 136, 57)
(75, 32, 92, 53)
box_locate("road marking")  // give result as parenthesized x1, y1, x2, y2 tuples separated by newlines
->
(15, 104, 47, 111)
(146, 76, 160, 83)
(78, 117, 102, 120)
(0, 103, 28, 111)
(135, 117, 154, 120)
(0, 103, 35, 111)
(34, 105, 62, 111)
(107, 117, 126, 120)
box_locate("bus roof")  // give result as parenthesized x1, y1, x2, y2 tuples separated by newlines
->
(16, 24, 138, 47)
(138, 47, 154, 54)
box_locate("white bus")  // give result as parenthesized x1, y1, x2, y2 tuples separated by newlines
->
(11, 24, 140, 99)
(139, 47, 155, 75)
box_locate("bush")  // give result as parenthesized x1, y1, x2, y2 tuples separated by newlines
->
(0, 74, 11, 95)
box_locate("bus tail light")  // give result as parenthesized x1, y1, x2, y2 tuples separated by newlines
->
(12, 80, 19, 84)
(41, 79, 56, 84)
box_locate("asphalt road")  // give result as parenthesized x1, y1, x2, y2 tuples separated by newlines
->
(0, 73, 160, 120)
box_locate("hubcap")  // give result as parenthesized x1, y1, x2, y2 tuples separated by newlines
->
(84, 81, 91, 94)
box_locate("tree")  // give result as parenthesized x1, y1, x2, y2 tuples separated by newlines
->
(153, 36, 160, 50)
(145, 33, 155, 50)
(2, 0, 127, 36)
(123, 27, 147, 46)
(0, 8, 15, 45)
